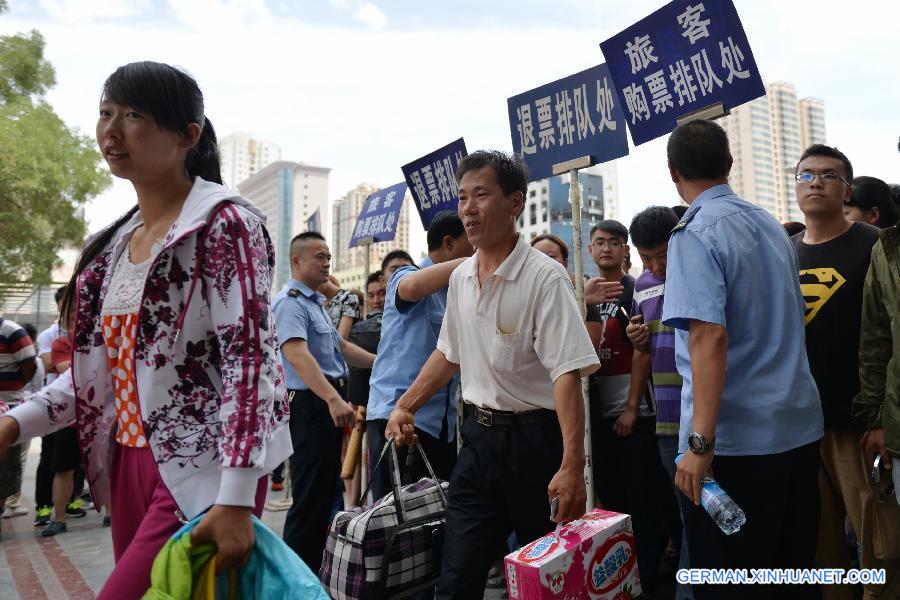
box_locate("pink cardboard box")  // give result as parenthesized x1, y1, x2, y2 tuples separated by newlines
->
(504, 509, 641, 599)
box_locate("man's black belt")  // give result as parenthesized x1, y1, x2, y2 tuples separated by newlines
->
(327, 376, 347, 389)
(463, 403, 556, 428)
(287, 376, 347, 396)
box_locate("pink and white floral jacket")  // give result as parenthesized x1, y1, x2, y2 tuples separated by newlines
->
(9, 178, 292, 518)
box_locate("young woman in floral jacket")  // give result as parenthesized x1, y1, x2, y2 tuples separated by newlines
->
(0, 61, 292, 599)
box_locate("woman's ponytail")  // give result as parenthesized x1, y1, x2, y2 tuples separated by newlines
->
(186, 117, 222, 185)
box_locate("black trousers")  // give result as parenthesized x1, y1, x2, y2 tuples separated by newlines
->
(366, 418, 457, 504)
(592, 415, 671, 596)
(35, 428, 84, 508)
(35, 435, 53, 508)
(435, 412, 563, 600)
(679, 440, 821, 600)
(282, 388, 343, 575)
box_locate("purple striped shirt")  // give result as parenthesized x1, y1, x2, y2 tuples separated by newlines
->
(631, 271, 681, 436)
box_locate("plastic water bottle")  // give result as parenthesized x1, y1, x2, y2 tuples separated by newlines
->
(676, 454, 746, 535)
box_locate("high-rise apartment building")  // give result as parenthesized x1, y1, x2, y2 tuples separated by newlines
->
(331, 183, 413, 291)
(720, 81, 826, 222)
(219, 132, 282, 189)
(517, 162, 619, 277)
(238, 161, 330, 290)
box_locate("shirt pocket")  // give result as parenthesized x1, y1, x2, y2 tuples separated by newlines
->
(312, 319, 335, 351)
(491, 330, 521, 373)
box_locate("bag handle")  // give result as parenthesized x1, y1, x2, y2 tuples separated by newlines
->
(388, 438, 447, 522)
(359, 437, 395, 506)
(360, 438, 450, 521)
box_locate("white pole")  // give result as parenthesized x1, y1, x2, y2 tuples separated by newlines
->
(569, 168, 594, 511)
(360, 241, 371, 492)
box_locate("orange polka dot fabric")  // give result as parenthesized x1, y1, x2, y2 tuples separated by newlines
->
(102, 313, 147, 447)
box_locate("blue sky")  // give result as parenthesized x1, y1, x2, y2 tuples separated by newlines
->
(3, 0, 898, 254)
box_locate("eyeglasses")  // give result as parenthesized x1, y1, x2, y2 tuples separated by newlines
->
(592, 239, 623, 250)
(795, 170, 849, 185)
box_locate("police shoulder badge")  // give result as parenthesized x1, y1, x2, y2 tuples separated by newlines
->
(671, 205, 700, 235)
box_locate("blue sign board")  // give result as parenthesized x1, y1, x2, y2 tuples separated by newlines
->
(401, 138, 467, 230)
(507, 63, 629, 182)
(349, 182, 408, 248)
(306, 208, 320, 233)
(600, 0, 765, 145)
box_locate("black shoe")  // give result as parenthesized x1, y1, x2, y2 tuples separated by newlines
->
(65, 499, 87, 518)
(34, 506, 52, 527)
(486, 561, 506, 589)
(41, 520, 67, 537)
(103, 515, 111, 527)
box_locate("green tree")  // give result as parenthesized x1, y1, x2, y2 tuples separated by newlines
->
(0, 2, 110, 290)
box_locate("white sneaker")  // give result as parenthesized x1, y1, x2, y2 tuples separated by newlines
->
(2, 505, 28, 519)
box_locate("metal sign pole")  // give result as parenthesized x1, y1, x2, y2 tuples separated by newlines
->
(568, 168, 594, 511)
(362, 240, 372, 316)
(340, 237, 375, 497)
(359, 238, 373, 493)
(552, 155, 596, 512)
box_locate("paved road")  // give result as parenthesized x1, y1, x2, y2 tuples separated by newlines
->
(0, 440, 506, 599)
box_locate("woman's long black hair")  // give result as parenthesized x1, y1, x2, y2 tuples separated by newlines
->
(60, 61, 222, 321)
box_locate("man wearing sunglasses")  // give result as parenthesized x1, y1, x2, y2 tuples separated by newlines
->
(792, 145, 898, 599)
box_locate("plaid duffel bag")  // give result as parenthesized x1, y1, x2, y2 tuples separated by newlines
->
(319, 439, 449, 599)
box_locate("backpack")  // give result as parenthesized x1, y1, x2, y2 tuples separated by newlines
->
(347, 313, 382, 407)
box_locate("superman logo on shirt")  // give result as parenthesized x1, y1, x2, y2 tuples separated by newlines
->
(799, 268, 846, 325)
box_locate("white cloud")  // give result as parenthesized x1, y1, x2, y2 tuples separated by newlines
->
(166, 0, 271, 31)
(352, 2, 387, 30)
(37, 0, 149, 21)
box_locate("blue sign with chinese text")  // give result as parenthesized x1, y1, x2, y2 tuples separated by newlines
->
(401, 138, 467, 230)
(600, 0, 765, 145)
(349, 182, 408, 248)
(507, 63, 629, 182)
(306, 208, 320, 233)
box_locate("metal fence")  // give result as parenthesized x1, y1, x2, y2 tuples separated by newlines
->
(0, 282, 67, 338)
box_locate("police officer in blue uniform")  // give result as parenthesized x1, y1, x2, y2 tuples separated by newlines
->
(273, 231, 375, 573)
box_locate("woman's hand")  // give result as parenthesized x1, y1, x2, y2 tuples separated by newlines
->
(192, 504, 255, 574)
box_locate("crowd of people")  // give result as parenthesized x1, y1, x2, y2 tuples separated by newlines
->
(0, 60, 898, 600)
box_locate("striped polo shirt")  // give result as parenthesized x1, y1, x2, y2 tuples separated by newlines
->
(631, 271, 681, 436)
(0, 317, 37, 408)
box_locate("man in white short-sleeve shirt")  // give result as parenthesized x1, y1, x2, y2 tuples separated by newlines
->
(387, 150, 599, 599)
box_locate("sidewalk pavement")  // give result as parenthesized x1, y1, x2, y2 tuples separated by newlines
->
(0, 439, 506, 599)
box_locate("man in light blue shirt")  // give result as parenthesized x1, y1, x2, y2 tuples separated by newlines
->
(272, 231, 375, 573)
(661, 120, 823, 599)
(366, 211, 473, 501)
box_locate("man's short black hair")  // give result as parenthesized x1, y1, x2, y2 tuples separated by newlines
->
(671, 205, 688, 220)
(849, 176, 899, 228)
(23, 323, 37, 340)
(629, 207, 679, 249)
(380, 250, 415, 273)
(366, 270, 383, 287)
(289, 231, 326, 256)
(590, 220, 629, 243)
(54, 286, 67, 304)
(456, 150, 528, 196)
(427, 211, 466, 251)
(890, 183, 900, 211)
(796, 144, 853, 181)
(667, 120, 732, 181)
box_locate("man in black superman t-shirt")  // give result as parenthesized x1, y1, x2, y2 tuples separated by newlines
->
(792, 143, 900, 599)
